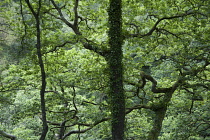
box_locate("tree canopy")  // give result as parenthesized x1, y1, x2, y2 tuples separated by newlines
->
(0, 0, 209, 140)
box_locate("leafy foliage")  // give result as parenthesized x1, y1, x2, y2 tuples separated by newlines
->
(0, 0, 209, 139)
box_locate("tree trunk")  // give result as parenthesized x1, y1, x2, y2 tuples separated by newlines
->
(24, 0, 48, 139)
(37, 17, 48, 140)
(107, 0, 125, 139)
(35, 9, 49, 140)
(147, 88, 178, 140)
(147, 107, 167, 140)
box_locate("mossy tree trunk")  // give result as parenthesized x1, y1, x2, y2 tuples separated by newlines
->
(107, 0, 125, 139)
(147, 107, 167, 140)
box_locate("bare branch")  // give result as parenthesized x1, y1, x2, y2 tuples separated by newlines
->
(57, 99, 155, 139)
(82, 100, 99, 106)
(125, 71, 183, 94)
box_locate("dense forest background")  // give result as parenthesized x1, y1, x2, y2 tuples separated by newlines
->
(0, 0, 209, 140)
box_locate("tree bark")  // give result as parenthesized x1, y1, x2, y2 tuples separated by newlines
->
(147, 78, 182, 140)
(147, 107, 167, 140)
(107, 0, 125, 139)
(24, 0, 48, 139)
(37, 17, 48, 139)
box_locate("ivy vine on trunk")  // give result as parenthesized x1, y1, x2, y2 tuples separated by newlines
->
(107, 0, 125, 139)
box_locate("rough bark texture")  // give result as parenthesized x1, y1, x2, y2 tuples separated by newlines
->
(107, 0, 125, 139)
(147, 107, 167, 140)
(147, 77, 182, 140)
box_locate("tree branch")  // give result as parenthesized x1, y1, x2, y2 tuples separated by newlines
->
(126, 104, 151, 114)
(128, 11, 198, 38)
(0, 130, 17, 140)
(50, 0, 75, 29)
(62, 117, 110, 139)
(49, 0, 110, 57)
(60, 101, 152, 139)
(73, 0, 79, 27)
(25, 0, 37, 17)
(140, 71, 172, 93)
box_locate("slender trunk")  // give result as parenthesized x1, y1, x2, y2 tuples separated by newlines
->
(107, 0, 125, 139)
(36, 17, 48, 140)
(25, 0, 48, 139)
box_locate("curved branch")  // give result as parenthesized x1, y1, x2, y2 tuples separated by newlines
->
(126, 104, 151, 114)
(50, 0, 110, 57)
(128, 11, 199, 38)
(62, 117, 110, 139)
(44, 41, 76, 54)
(140, 71, 172, 93)
(50, 0, 78, 33)
(60, 102, 152, 139)
(0, 130, 17, 140)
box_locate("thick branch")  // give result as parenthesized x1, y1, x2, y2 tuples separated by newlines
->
(140, 71, 172, 93)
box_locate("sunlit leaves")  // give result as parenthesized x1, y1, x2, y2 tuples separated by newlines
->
(0, 0, 209, 139)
